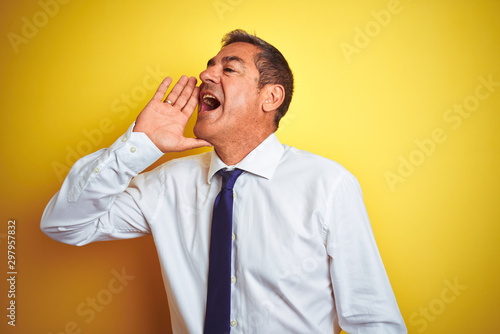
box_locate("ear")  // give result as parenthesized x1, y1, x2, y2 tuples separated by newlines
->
(261, 84, 285, 113)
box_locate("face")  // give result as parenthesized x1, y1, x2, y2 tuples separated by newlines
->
(194, 42, 267, 146)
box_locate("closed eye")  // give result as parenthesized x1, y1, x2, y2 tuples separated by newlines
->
(224, 67, 236, 73)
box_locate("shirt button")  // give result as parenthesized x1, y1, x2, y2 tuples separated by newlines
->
(230, 320, 238, 327)
(130, 147, 137, 153)
(233, 192, 237, 199)
(231, 276, 236, 284)
(94, 168, 100, 173)
(232, 233, 236, 241)
(122, 136, 127, 142)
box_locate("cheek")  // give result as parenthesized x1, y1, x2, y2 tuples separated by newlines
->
(226, 86, 257, 110)
(232, 94, 249, 108)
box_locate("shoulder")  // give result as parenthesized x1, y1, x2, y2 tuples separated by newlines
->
(280, 145, 352, 180)
(161, 151, 211, 171)
(138, 151, 211, 185)
(274, 144, 362, 197)
(158, 151, 211, 179)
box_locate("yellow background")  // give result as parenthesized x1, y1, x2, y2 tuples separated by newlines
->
(1, 0, 499, 333)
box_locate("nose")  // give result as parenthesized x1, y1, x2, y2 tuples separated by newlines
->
(199, 66, 220, 85)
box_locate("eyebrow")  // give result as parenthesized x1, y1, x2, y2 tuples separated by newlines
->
(206, 56, 246, 68)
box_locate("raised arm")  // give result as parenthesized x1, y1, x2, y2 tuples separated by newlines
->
(41, 76, 210, 246)
(134, 75, 210, 151)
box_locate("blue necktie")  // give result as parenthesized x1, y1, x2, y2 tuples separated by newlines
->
(204, 168, 244, 334)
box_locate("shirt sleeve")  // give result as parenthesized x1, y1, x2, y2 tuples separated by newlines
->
(326, 172, 407, 334)
(40, 123, 164, 246)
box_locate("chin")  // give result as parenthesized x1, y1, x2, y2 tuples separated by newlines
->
(193, 122, 213, 142)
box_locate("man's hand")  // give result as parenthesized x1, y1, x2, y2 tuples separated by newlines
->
(134, 75, 212, 153)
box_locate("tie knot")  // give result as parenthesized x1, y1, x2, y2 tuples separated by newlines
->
(218, 168, 244, 190)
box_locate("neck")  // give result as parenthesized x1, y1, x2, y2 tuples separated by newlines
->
(214, 130, 273, 165)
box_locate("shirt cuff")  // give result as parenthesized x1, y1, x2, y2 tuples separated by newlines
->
(109, 122, 165, 174)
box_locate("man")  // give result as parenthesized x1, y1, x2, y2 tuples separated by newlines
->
(41, 29, 407, 333)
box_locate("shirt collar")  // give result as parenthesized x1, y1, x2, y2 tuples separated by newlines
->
(208, 133, 284, 184)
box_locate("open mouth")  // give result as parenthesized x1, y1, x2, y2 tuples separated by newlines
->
(200, 93, 221, 112)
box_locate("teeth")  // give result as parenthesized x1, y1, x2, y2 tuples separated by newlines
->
(203, 94, 218, 107)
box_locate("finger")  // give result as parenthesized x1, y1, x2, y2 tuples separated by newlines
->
(153, 77, 173, 101)
(182, 86, 200, 116)
(164, 75, 189, 104)
(175, 77, 198, 108)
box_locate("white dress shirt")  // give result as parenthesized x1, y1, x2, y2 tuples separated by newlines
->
(41, 123, 407, 334)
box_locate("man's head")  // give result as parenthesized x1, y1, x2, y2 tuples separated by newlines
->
(194, 30, 294, 150)
(220, 29, 294, 127)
